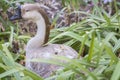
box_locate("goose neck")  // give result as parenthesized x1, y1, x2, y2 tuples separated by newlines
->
(26, 19, 46, 50)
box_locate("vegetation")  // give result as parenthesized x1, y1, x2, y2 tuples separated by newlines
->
(0, 0, 120, 80)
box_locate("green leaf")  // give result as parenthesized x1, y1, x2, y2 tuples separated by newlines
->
(111, 61, 120, 80)
(104, 45, 118, 64)
(0, 69, 21, 78)
(49, 31, 83, 43)
(87, 31, 95, 62)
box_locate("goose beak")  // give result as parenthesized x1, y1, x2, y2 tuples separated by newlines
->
(9, 6, 22, 21)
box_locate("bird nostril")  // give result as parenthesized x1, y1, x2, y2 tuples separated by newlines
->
(55, 52, 58, 55)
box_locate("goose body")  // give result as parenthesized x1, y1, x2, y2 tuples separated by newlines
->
(26, 44, 77, 78)
(10, 3, 78, 78)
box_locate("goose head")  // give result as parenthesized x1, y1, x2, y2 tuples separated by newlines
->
(9, 3, 50, 44)
(22, 4, 45, 22)
(10, 4, 49, 22)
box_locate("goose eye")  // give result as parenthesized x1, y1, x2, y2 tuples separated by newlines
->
(26, 10, 30, 12)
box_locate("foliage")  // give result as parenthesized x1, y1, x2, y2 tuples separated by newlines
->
(0, 0, 34, 11)
(0, 0, 120, 80)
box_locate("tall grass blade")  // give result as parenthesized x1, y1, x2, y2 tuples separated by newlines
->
(111, 61, 120, 80)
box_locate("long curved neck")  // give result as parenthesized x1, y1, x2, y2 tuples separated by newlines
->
(26, 18, 46, 50)
(36, 19, 46, 40)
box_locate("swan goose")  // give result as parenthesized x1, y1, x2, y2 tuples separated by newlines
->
(9, 3, 78, 78)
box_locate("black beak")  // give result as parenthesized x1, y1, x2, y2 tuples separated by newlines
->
(8, 6, 22, 21)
